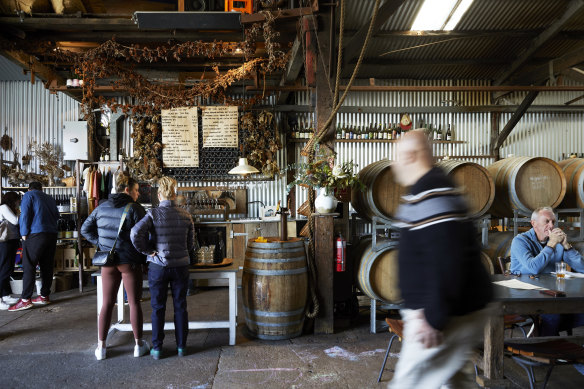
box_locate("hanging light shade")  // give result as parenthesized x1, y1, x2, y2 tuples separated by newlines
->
(228, 157, 259, 175)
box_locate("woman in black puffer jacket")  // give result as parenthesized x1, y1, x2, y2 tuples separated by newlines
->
(81, 173, 149, 361)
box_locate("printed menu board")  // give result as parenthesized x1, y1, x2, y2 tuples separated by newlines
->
(202, 106, 238, 148)
(161, 106, 199, 167)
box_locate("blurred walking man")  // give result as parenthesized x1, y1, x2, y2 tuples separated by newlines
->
(389, 130, 493, 388)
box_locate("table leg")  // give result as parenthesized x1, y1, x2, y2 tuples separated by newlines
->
(229, 272, 236, 346)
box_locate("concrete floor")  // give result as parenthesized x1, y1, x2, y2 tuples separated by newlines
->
(1, 285, 584, 389)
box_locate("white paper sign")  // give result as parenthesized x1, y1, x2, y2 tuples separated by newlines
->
(202, 106, 238, 148)
(161, 107, 199, 167)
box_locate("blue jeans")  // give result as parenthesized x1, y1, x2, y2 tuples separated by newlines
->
(540, 313, 584, 336)
(148, 264, 189, 350)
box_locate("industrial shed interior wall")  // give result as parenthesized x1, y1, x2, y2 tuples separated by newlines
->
(1, 79, 584, 219)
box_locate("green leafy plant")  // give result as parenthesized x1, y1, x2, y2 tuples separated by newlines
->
(286, 155, 365, 195)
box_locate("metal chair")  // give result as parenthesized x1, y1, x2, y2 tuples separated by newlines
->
(377, 318, 404, 383)
(505, 340, 584, 389)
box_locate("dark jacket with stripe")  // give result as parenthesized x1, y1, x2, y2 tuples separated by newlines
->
(394, 166, 492, 330)
(130, 200, 195, 268)
(81, 193, 147, 266)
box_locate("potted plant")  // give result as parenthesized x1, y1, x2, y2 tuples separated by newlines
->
(286, 154, 365, 214)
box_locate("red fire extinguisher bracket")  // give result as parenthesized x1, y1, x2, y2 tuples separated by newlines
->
(336, 235, 346, 272)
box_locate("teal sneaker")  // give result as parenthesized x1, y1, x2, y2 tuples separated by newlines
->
(178, 348, 186, 357)
(150, 349, 161, 360)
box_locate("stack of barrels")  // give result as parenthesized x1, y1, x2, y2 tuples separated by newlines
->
(351, 155, 583, 303)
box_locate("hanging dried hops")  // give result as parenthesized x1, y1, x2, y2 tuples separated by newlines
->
(0, 128, 12, 151)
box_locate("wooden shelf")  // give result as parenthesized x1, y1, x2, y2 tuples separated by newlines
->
(2, 186, 76, 190)
(288, 138, 465, 144)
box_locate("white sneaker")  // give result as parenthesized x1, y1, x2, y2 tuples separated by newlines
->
(0, 301, 9, 310)
(3, 296, 19, 305)
(134, 340, 151, 357)
(95, 346, 106, 360)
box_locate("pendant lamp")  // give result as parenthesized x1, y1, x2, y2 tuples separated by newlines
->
(228, 157, 259, 176)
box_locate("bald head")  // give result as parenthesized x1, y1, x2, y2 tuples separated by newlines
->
(393, 129, 434, 186)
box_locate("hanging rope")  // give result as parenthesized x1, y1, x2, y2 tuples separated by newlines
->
(301, 0, 381, 156)
(304, 183, 319, 318)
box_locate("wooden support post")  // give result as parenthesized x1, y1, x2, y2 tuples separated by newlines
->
(490, 112, 500, 160)
(313, 213, 335, 334)
(481, 309, 506, 388)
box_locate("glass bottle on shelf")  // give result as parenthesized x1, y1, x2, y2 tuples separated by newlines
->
(57, 216, 65, 239)
(64, 216, 73, 239)
(377, 123, 384, 140)
(71, 218, 78, 239)
(446, 124, 452, 141)
(341, 124, 346, 139)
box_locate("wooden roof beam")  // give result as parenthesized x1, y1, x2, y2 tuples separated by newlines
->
(342, 0, 406, 69)
(1, 50, 64, 88)
(493, 91, 540, 154)
(510, 44, 584, 85)
(277, 37, 303, 105)
(494, 0, 584, 86)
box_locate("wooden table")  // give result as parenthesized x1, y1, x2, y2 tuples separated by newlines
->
(479, 274, 584, 388)
(93, 263, 239, 346)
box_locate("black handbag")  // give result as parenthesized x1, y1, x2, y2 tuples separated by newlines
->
(92, 204, 131, 266)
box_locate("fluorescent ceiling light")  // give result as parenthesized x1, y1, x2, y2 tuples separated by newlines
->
(410, 0, 475, 31)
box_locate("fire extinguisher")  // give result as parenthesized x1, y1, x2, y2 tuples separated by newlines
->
(336, 234, 346, 272)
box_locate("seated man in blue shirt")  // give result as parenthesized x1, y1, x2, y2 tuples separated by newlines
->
(510, 206, 584, 336)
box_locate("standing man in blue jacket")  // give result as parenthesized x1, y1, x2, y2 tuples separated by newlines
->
(510, 206, 584, 335)
(9, 181, 59, 311)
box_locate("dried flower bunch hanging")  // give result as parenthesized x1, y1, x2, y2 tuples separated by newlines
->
(125, 114, 163, 182)
(30, 141, 65, 185)
(46, 11, 290, 116)
(240, 110, 282, 178)
(0, 128, 12, 151)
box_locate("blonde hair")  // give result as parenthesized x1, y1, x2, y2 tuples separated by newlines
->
(116, 173, 138, 193)
(158, 176, 177, 199)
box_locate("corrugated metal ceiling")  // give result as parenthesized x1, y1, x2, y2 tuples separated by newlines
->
(342, 0, 584, 80)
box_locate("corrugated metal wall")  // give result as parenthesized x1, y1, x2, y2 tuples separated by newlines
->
(0, 81, 80, 197)
(2, 79, 583, 220)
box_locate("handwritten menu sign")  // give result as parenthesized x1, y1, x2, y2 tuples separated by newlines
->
(202, 106, 238, 148)
(161, 107, 199, 167)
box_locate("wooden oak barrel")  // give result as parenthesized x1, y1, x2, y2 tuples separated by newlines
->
(354, 238, 401, 304)
(558, 158, 584, 209)
(487, 156, 566, 217)
(354, 238, 494, 303)
(480, 251, 495, 275)
(437, 160, 495, 218)
(483, 232, 514, 273)
(242, 237, 307, 340)
(351, 159, 406, 222)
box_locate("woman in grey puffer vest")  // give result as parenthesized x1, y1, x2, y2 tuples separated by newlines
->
(131, 176, 195, 359)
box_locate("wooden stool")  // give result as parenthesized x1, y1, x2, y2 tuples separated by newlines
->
(505, 340, 584, 389)
(377, 318, 404, 383)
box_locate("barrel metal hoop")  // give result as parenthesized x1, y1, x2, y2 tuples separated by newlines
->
(358, 249, 383, 302)
(244, 256, 306, 264)
(245, 318, 304, 327)
(249, 241, 305, 249)
(243, 306, 305, 317)
(247, 247, 305, 254)
(243, 267, 307, 276)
